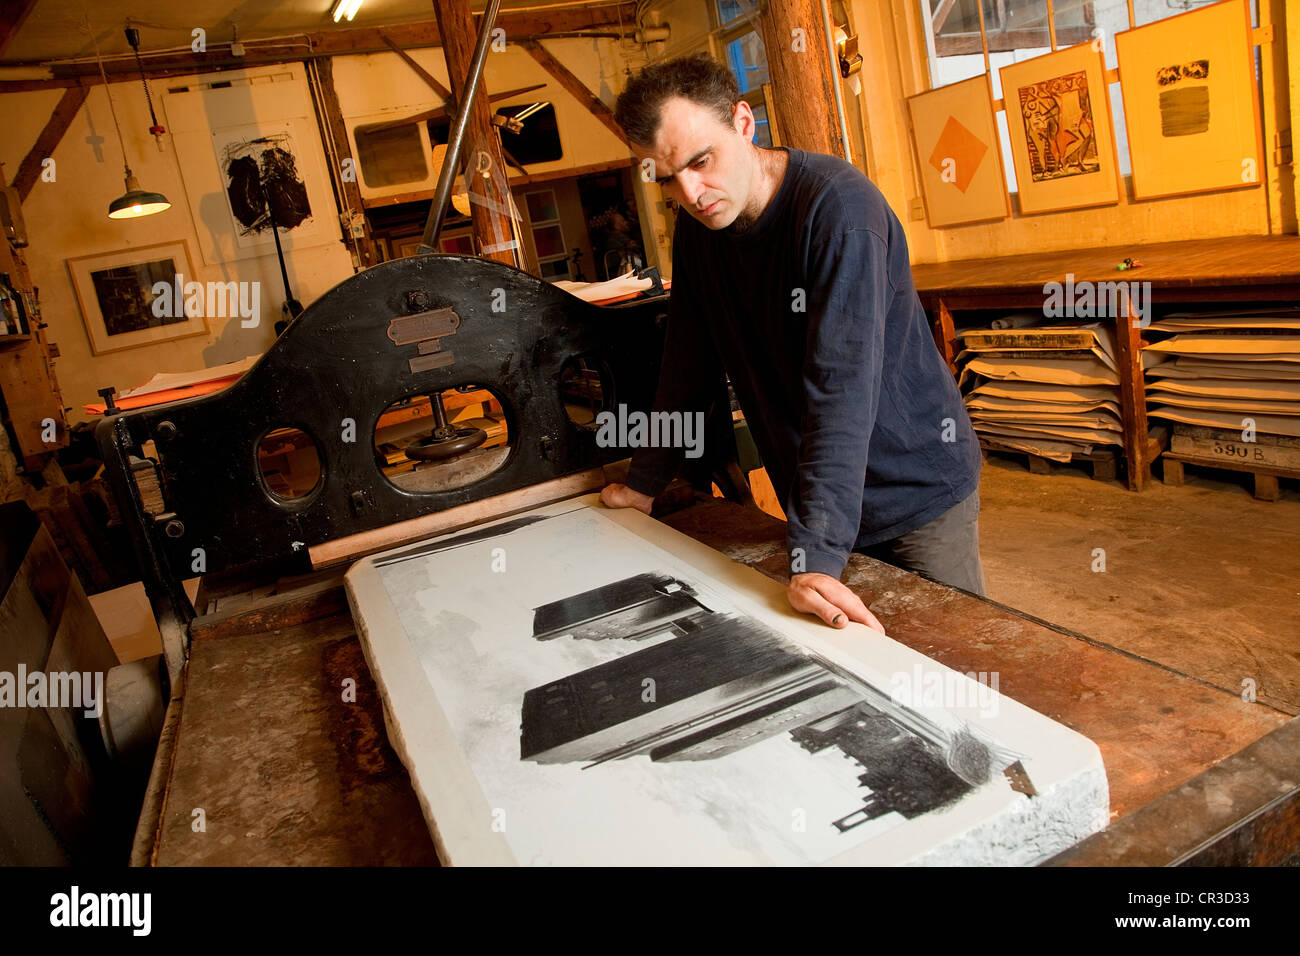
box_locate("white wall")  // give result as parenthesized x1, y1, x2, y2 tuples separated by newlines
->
(333, 37, 638, 197)
(0, 63, 353, 425)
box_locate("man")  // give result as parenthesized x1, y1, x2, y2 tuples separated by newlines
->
(601, 53, 985, 632)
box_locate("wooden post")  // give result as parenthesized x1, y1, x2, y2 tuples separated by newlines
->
(313, 57, 377, 269)
(1115, 299, 1150, 491)
(757, 0, 844, 157)
(430, 0, 518, 266)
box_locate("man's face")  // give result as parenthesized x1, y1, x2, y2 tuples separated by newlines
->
(633, 96, 758, 231)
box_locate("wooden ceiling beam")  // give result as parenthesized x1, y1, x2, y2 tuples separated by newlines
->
(381, 31, 455, 106)
(12, 83, 88, 202)
(0, 0, 38, 58)
(519, 39, 628, 149)
(0, 6, 637, 91)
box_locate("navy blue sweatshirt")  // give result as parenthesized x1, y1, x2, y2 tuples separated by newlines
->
(626, 147, 981, 578)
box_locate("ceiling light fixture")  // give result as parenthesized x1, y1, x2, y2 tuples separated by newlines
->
(332, 0, 364, 23)
(90, 22, 171, 220)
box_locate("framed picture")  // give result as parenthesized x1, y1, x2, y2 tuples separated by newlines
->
(439, 231, 475, 255)
(393, 237, 430, 259)
(1115, 0, 1262, 200)
(998, 44, 1121, 215)
(67, 241, 208, 355)
(906, 74, 1010, 228)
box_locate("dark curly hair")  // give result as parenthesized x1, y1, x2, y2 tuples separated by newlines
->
(613, 52, 741, 146)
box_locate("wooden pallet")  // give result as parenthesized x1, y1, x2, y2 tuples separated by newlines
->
(1162, 455, 1296, 501)
(1162, 425, 1299, 502)
(979, 438, 1121, 482)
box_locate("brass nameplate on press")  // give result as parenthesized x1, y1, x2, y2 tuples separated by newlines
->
(388, 307, 460, 346)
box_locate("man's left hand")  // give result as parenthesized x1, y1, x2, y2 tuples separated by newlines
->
(787, 573, 885, 634)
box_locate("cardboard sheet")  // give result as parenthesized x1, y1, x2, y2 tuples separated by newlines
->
(1151, 311, 1300, 332)
(958, 324, 1117, 372)
(1146, 378, 1300, 401)
(1148, 406, 1300, 438)
(973, 421, 1123, 445)
(969, 382, 1119, 404)
(962, 356, 1119, 387)
(1148, 358, 1300, 380)
(967, 396, 1121, 417)
(1142, 393, 1300, 416)
(970, 410, 1122, 430)
(977, 435, 1091, 462)
(1144, 335, 1300, 357)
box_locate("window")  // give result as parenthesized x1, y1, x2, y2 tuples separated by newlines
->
(716, 0, 747, 26)
(712, 1, 774, 146)
(353, 122, 428, 188)
(497, 102, 564, 165)
(525, 190, 571, 281)
(430, 103, 565, 168)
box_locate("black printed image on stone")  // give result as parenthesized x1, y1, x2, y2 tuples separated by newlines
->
(519, 572, 990, 832)
(222, 133, 312, 236)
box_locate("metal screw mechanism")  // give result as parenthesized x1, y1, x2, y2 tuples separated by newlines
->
(98, 386, 119, 415)
(164, 520, 185, 538)
(406, 290, 431, 313)
(404, 391, 488, 461)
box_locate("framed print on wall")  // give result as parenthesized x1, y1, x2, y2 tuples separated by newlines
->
(1115, 0, 1262, 200)
(906, 74, 1010, 228)
(998, 44, 1121, 215)
(67, 240, 208, 355)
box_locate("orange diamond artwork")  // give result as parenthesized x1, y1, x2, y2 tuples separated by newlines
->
(928, 115, 989, 194)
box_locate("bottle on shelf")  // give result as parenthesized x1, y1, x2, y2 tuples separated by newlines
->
(0, 272, 27, 335)
(0, 184, 27, 248)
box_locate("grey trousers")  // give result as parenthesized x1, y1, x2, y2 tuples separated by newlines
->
(855, 490, 987, 597)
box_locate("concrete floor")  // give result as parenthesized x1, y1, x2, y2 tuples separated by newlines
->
(977, 455, 1300, 716)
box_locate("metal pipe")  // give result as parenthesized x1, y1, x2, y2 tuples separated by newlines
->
(419, 0, 504, 254)
(820, 0, 851, 165)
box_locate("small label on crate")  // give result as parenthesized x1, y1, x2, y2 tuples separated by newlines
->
(1170, 433, 1300, 471)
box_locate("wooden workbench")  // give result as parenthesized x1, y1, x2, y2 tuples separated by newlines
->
(136, 494, 1296, 866)
(912, 235, 1300, 492)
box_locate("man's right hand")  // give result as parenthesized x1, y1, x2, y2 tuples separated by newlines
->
(600, 483, 653, 515)
(787, 572, 886, 634)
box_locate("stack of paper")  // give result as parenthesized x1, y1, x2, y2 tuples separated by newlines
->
(1142, 311, 1300, 441)
(956, 323, 1122, 462)
(552, 270, 670, 304)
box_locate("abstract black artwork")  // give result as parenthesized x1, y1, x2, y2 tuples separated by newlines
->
(220, 132, 312, 237)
